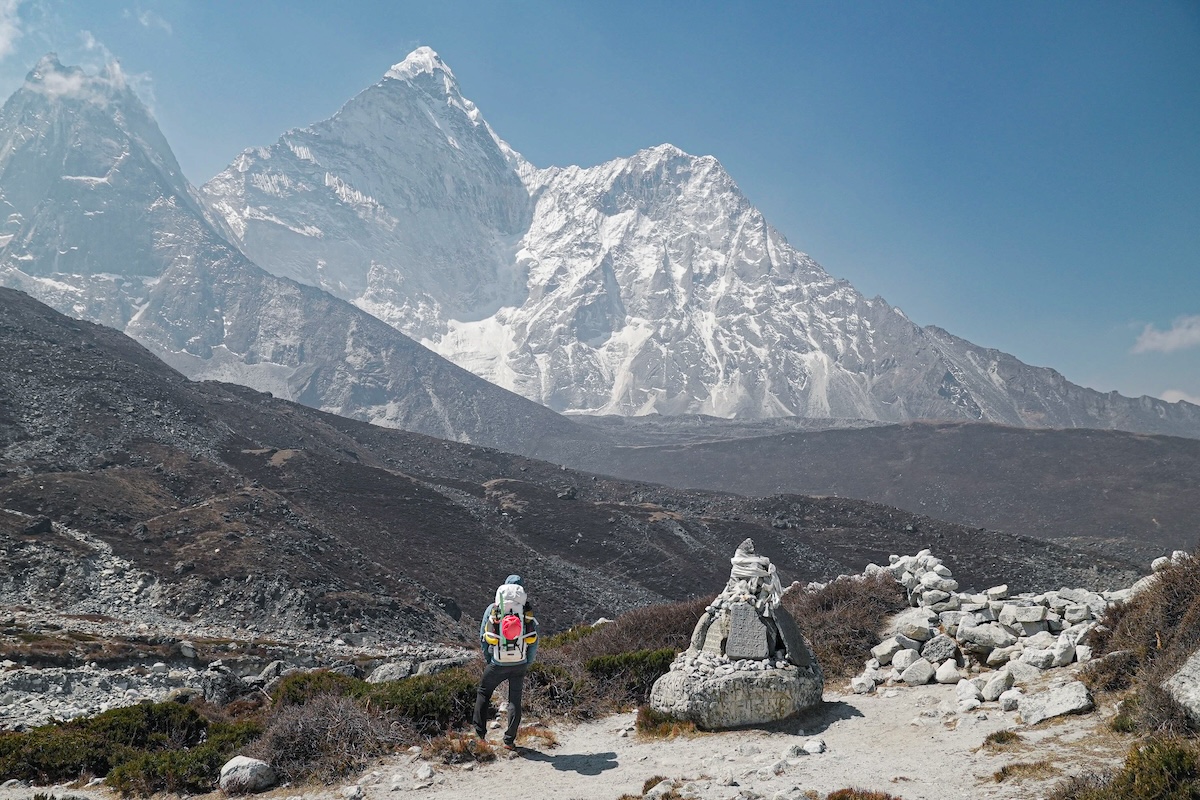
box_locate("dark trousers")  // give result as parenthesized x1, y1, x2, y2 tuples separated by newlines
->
(473, 662, 527, 744)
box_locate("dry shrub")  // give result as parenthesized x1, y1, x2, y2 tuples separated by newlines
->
(1083, 551, 1200, 735)
(248, 694, 400, 782)
(1081, 650, 1139, 694)
(524, 662, 582, 712)
(824, 790, 904, 800)
(548, 598, 708, 665)
(527, 598, 707, 720)
(781, 573, 907, 681)
(422, 732, 496, 764)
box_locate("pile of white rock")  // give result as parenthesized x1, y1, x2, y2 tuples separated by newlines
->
(848, 549, 1193, 724)
(668, 651, 792, 678)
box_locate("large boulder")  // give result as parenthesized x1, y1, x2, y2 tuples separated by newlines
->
(219, 756, 276, 794)
(649, 663, 823, 730)
(367, 661, 414, 683)
(1019, 681, 1093, 725)
(200, 668, 250, 706)
(1163, 649, 1200, 724)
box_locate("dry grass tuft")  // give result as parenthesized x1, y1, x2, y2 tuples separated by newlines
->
(635, 705, 699, 738)
(982, 729, 1022, 749)
(824, 790, 905, 799)
(515, 723, 558, 749)
(641, 775, 670, 794)
(422, 732, 496, 764)
(993, 759, 1059, 783)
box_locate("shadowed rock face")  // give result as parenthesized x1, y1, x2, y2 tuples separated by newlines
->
(0, 288, 1144, 641)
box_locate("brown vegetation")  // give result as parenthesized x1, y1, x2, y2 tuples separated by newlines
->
(992, 760, 1059, 783)
(782, 573, 908, 680)
(1083, 551, 1200, 735)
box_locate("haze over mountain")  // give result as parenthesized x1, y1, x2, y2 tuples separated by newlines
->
(203, 48, 1199, 437)
(0, 54, 587, 458)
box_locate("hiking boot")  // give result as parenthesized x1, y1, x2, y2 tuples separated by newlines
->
(502, 739, 516, 751)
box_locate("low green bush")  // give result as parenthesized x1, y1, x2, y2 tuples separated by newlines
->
(1048, 737, 1200, 800)
(106, 720, 261, 796)
(0, 702, 258, 795)
(541, 623, 599, 648)
(270, 669, 364, 706)
(364, 669, 478, 734)
(584, 648, 675, 705)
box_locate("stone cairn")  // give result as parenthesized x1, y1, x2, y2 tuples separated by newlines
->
(845, 548, 1194, 726)
(649, 539, 823, 730)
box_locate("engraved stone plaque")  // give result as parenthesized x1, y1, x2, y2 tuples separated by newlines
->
(725, 601, 769, 660)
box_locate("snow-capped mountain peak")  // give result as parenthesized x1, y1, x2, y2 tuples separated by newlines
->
(385, 45, 455, 83)
(196, 49, 1200, 436)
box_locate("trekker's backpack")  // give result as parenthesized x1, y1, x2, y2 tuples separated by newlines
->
(483, 583, 537, 664)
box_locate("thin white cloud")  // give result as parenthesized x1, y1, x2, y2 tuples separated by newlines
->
(1162, 389, 1200, 406)
(28, 33, 153, 109)
(80, 29, 102, 52)
(138, 9, 171, 34)
(1132, 315, 1200, 354)
(0, 0, 24, 60)
(123, 7, 172, 35)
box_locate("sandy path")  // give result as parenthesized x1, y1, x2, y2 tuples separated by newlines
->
(347, 671, 1125, 800)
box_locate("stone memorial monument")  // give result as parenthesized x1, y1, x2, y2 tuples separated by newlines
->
(649, 539, 823, 729)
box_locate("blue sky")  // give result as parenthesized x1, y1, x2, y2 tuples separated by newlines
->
(1, 1, 1197, 404)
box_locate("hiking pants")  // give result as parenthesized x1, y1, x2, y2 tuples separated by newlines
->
(473, 662, 527, 744)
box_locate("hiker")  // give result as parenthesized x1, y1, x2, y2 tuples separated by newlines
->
(474, 574, 538, 749)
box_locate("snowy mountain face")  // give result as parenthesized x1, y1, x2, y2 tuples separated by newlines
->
(202, 48, 1200, 438)
(0, 55, 586, 456)
(203, 49, 532, 341)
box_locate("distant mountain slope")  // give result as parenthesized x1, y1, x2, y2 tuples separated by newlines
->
(572, 419, 1200, 564)
(0, 55, 586, 457)
(0, 288, 1140, 636)
(203, 47, 1200, 437)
